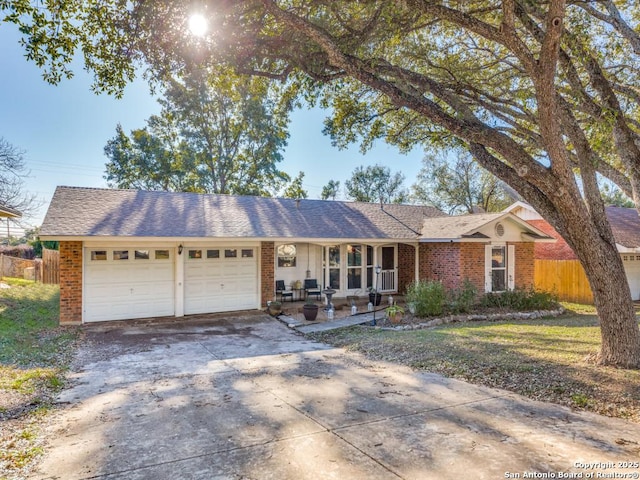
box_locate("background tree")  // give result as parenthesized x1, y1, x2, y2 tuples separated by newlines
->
(281, 172, 308, 199)
(320, 180, 341, 200)
(105, 68, 291, 196)
(27, 226, 58, 257)
(412, 152, 517, 214)
(4, 1, 640, 366)
(104, 123, 200, 192)
(0, 137, 40, 219)
(601, 182, 634, 208)
(345, 165, 407, 203)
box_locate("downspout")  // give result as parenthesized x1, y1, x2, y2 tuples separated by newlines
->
(414, 243, 420, 284)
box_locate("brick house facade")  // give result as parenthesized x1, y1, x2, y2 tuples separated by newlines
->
(45, 188, 551, 324)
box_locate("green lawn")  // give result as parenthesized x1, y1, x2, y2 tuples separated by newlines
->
(0, 280, 80, 476)
(308, 306, 640, 422)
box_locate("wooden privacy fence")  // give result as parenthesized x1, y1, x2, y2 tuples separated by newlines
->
(0, 249, 60, 284)
(42, 248, 60, 284)
(534, 259, 594, 304)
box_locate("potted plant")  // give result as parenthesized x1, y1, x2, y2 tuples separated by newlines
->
(303, 298, 319, 321)
(267, 301, 282, 316)
(368, 287, 382, 306)
(385, 303, 405, 324)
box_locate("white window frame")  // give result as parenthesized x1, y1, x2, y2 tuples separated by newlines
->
(485, 244, 515, 293)
(277, 244, 297, 268)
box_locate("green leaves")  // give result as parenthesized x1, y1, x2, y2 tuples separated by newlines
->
(411, 150, 517, 214)
(344, 164, 407, 203)
(103, 68, 292, 196)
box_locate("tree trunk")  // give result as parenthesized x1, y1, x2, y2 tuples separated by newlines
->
(571, 225, 640, 368)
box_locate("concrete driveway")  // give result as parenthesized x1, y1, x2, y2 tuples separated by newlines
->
(34, 314, 640, 480)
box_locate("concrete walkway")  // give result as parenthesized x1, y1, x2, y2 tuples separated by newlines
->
(33, 314, 640, 479)
(278, 311, 376, 333)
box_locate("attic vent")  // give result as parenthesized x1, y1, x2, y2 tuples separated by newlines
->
(495, 222, 505, 237)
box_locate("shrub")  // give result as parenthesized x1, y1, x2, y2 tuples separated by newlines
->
(481, 287, 558, 311)
(447, 279, 478, 314)
(406, 280, 446, 317)
(0, 244, 35, 259)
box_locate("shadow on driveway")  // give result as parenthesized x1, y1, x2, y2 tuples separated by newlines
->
(33, 314, 640, 480)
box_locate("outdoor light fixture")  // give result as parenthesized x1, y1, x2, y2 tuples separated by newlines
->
(178, 244, 183, 255)
(372, 265, 382, 326)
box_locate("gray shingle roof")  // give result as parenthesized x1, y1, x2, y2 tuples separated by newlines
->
(40, 187, 446, 240)
(419, 212, 552, 240)
(419, 213, 505, 239)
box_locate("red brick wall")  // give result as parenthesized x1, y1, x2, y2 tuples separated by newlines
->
(527, 219, 577, 260)
(397, 243, 416, 294)
(459, 243, 486, 294)
(418, 243, 462, 290)
(513, 242, 535, 289)
(260, 241, 275, 307)
(418, 241, 536, 295)
(59, 241, 83, 325)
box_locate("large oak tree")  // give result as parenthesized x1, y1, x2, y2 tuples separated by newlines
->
(4, 1, 640, 367)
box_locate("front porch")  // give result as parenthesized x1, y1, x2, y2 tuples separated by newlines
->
(272, 294, 406, 326)
(272, 241, 418, 301)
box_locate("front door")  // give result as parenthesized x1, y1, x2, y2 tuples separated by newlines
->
(379, 246, 396, 292)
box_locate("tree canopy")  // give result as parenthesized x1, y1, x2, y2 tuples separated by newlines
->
(0, 137, 39, 219)
(320, 179, 341, 200)
(3, 1, 640, 366)
(412, 152, 517, 214)
(345, 165, 407, 203)
(104, 68, 292, 196)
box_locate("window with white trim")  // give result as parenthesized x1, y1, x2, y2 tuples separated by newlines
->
(491, 246, 507, 291)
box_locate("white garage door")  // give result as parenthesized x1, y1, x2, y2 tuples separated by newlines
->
(622, 254, 640, 301)
(84, 247, 175, 322)
(185, 247, 258, 315)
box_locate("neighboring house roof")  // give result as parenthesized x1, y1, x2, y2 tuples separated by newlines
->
(0, 203, 21, 218)
(606, 206, 640, 249)
(40, 186, 446, 241)
(505, 201, 640, 251)
(419, 212, 553, 242)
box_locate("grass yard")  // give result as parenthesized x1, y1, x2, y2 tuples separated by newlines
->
(308, 304, 640, 423)
(0, 279, 80, 479)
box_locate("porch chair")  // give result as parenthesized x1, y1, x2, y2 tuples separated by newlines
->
(275, 280, 294, 302)
(304, 278, 322, 301)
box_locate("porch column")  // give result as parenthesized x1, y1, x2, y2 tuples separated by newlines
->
(415, 244, 420, 283)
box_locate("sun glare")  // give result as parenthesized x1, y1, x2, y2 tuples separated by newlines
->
(188, 13, 208, 37)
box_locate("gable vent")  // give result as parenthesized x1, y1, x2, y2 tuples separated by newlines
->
(495, 222, 505, 237)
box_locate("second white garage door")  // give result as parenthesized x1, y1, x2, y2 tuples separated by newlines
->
(184, 247, 259, 315)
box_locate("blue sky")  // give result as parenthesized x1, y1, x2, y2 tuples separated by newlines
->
(0, 24, 425, 231)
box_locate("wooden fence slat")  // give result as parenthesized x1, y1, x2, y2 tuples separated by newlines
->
(534, 259, 593, 304)
(42, 248, 60, 284)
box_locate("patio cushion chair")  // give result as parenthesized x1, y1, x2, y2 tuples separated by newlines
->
(275, 280, 293, 302)
(304, 279, 322, 301)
